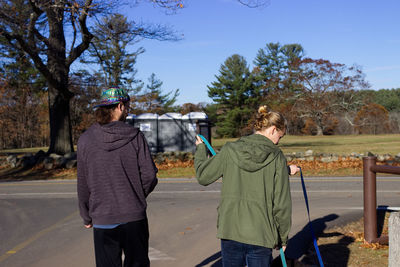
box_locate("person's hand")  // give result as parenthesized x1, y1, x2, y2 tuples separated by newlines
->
(195, 135, 204, 146)
(282, 245, 286, 252)
(84, 224, 93, 229)
(289, 165, 300, 175)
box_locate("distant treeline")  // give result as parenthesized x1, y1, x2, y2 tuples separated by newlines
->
(203, 43, 400, 138)
(205, 87, 400, 137)
(0, 80, 399, 150)
(1, 41, 399, 150)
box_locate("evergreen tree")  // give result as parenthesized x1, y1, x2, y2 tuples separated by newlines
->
(253, 43, 304, 134)
(253, 42, 304, 98)
(82, 13, 144, 91)
(371, 89, 400, 112)
(207, 54, 259, 137)
(134, 73, 179, 114)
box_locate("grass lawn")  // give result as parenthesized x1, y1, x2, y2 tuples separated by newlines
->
(212, 134, 400, 155)
(2, 134, 399, 156)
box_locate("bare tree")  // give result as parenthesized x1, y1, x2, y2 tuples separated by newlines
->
(293, 58, 369, 135)
(83, 13, 179, 90)
(354, 103, 390, 134)
(0, 0, 183, 154)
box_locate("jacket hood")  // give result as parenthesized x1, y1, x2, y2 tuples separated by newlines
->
(226, 134, 280, 172)
(89, 121, 139, 151)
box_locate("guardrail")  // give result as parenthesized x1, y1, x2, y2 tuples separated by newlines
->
(363, 156, 400, 243)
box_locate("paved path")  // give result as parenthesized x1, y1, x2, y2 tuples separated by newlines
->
(0, 176, 399, 266)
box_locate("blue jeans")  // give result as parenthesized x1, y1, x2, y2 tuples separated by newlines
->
(221, 239, 272, 267)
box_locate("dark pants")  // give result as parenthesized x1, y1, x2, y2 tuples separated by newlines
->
(93, 219, 150, 267)
(221, 239, 272, 267)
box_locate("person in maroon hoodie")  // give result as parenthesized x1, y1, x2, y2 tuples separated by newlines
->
(77, 87, 158, 267)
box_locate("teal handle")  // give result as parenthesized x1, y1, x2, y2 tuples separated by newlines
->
(280, 248, 287, 267)
(197, 134, 216, 156)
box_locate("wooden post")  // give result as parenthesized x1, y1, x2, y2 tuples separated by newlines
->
(389, 212, 400, 267)
(363, 156, 377, 243)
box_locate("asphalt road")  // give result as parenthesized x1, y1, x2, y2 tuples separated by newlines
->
(0, 176, 399, 267)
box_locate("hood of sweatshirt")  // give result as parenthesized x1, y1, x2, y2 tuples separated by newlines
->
(225, 134, 281, 172)
(89, 121, 139, 151)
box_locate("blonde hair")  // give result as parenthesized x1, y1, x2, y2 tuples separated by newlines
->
(253, 106, 286, 131)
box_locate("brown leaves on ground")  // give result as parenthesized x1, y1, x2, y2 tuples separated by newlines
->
(156, 158, 194, 170)
(2, 155, 399, 180)
(290, 158, 363, 171)
(156, 157, 399, 177)
(360, 242, 388, 250)
(291, 157, 400, 172)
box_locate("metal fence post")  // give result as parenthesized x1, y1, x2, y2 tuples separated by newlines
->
(363, 156, 377, 243)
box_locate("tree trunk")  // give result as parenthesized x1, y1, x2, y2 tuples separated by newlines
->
(46, 9, 74, 155)
(315, 115, 324, 135)
(48, 85, 74, 155)
(316, 124, 324, 135)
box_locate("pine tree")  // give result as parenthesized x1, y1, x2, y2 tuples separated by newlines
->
(253, 42, 304, 98)
(134, 73, 179, 114)
(253, 43, 304, 134)
(207, 54, 259, 137)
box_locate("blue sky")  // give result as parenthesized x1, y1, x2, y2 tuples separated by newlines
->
(118, 0, 400, 105)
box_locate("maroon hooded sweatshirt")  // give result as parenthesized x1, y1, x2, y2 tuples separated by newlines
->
(77, 121, 158, 225)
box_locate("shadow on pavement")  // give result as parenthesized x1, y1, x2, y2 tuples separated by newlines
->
(271, 213, 341, 266)
(196, 214, 347, 267)
(301, 234, 354, 267)
(285, 213, 339, 259)
(195, 251, 222, 267)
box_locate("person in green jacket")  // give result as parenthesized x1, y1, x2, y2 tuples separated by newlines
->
(194, 106, 299, 267)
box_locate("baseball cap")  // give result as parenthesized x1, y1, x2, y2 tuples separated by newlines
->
(94, 87, 130, 108)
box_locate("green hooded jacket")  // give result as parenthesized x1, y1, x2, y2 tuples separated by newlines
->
(194, 133, 291, 248)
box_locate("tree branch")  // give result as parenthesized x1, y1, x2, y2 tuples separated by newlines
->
(27, 8, 51, 50)
(89, 42, 111, 84)
(0, 12, 11, 23)
(67, 0, 94, 67)
(27, 0, 50, 48)
(1, 29, 56, 87)
(69, 12, 78, 58)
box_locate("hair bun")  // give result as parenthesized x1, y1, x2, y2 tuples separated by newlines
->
(258, 105, 268, 114)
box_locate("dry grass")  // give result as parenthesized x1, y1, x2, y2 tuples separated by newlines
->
(212, 134, 400, 155)
(280, 134, 400, 155)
